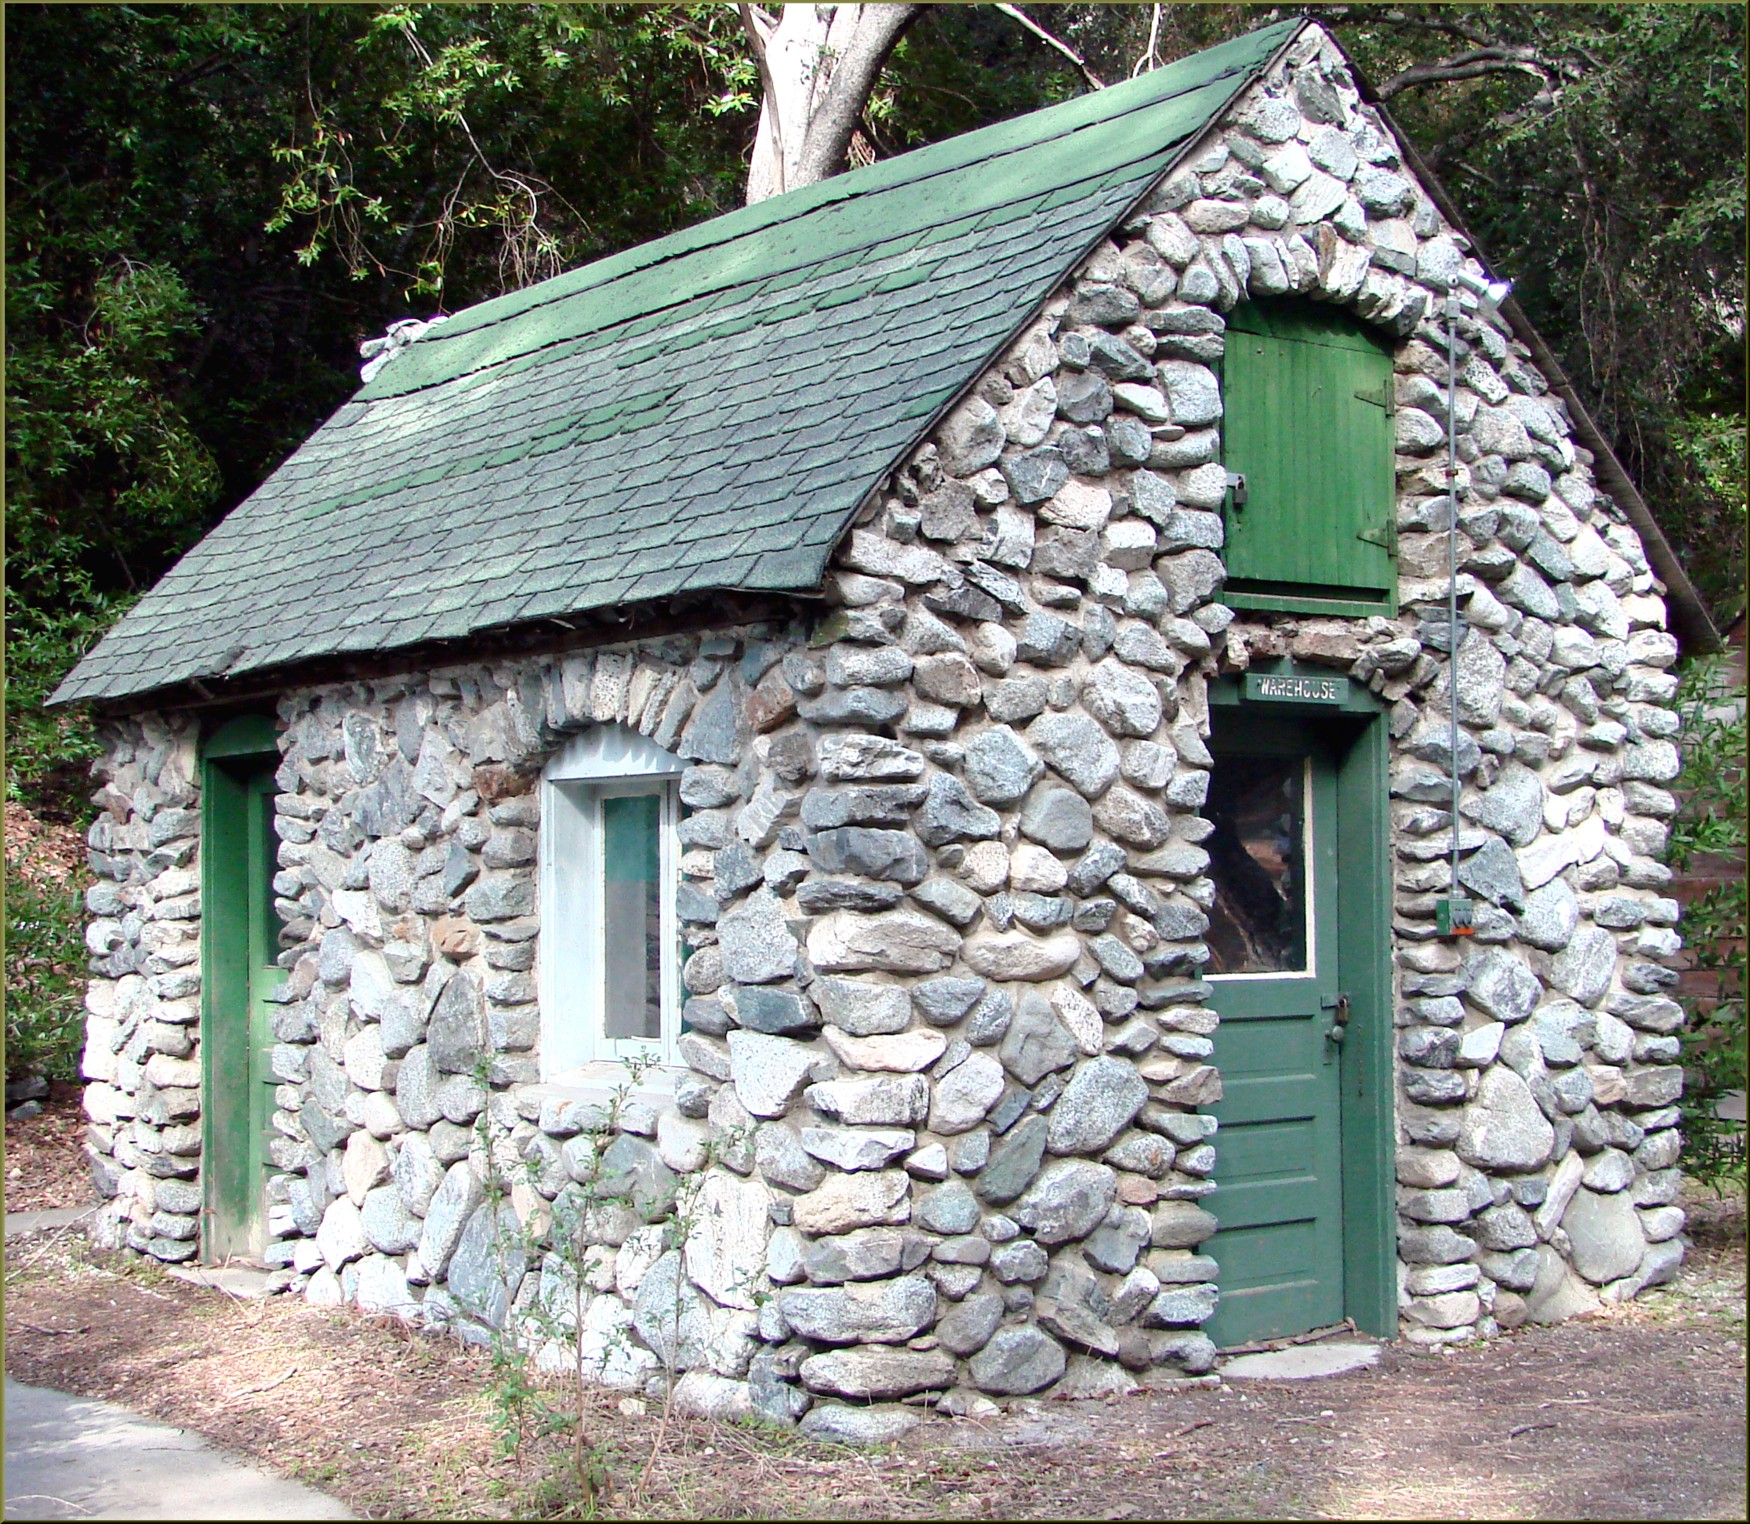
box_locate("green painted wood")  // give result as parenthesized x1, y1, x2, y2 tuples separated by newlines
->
(1201, 682, 1394, 1346)
(1222, 301, 1396, 605)
(1333, 703, 1397, 1337)
(200, 721, 282, 1263)
(1205, 721, 1346, 1347)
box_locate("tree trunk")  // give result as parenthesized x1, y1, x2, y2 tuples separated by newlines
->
(741, 4, 919, 205)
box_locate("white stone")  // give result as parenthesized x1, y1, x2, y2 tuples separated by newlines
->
(821, 1026, 948, 1073)
(792, 1170, 910, 1235)
(727, 1030, 820, 1118)
(684, 1170, 773, 1310)
(1051, 984, 1105, 1056)
(929, 1052, 1006, 1135)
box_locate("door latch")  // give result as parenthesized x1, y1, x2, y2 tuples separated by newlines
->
(1225, 471, 1248, 508)
(1323, 993, 1351, 1046)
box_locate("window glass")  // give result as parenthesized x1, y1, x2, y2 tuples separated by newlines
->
(601, 792, 662, 1040)
(1205, 756, 1309, 975)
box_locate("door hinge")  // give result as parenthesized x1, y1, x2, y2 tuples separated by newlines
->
(1356, 516, 1399, 558)
(1353, 379, 1396, 416)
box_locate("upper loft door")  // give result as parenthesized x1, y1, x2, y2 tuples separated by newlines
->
(1221, 301, 1397, 617)
(201, 717, 283, 1263)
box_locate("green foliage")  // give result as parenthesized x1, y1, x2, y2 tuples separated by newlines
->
(3, 854, 88, 1082)
(1670, 654, 1748, 1182)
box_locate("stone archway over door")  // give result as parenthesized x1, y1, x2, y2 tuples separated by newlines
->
(1203, 689, 1394, 1345)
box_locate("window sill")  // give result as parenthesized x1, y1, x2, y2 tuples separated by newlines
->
(516, 1065, 680, 1129)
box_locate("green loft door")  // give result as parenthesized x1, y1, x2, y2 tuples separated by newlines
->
(1203, 725, 1346, 1346)
(202, 731, 283, 1263)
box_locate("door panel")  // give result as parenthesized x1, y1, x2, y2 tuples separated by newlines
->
(201, 726, 282, 1263)
(1205, 722, 1346, 1346)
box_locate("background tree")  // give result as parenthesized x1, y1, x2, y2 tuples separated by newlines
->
(6, 2, 1743, 823)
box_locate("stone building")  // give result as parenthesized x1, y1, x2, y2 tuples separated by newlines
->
(54, 20, 1720, 1430)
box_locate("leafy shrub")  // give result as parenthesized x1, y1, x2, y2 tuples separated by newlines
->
(4, 850, 88, 1083)
(1670, 653, 1748, 1183)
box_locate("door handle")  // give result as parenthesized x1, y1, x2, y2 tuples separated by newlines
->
(1325, 993, 1350, 1045)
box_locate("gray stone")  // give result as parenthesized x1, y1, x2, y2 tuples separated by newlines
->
(985, 675, 1050, 724)
(447, 1202, 525, 1329)
(802, 1227, 908, 1285)
(807, 909, 959, 974)
(800, 1126, 915, 1172)
(912, 875, 983, 928)
(1459, 837, 1525, 910)
(999, 992, 1079, 1085)
(930, 1051, 1006, 1135)
(1028, 713, 1120, 797)
(990, 1238, 1050, 1283)
(814, 977, 911, 1036)
(964, 726, 1045, 806)
(1465, 949, 1541, 1023)
(805, 1073, 931, 1126)
(916, 773, 1002, 846)
(754, 1122, 826, 1192)
(1082, 660, 1163, 739)
(727, 1031, 819, 1118)
(806, 827, 928, 885)
(940, 397, 1006, 474)
(978, 1114, 1050, 1205)
(969, 1326, 1067, 1395)
(1457, 1068, 1555, 1171)
(1018, 787, 1095, 853)
(798, 1403, 923, 1445)
(1550, 925, 1617, 1007)
(937, 1291, 1004, 1356)
(800, 1348, 956, 1400)
(1520, 880, 1580, 952)
(1046, 1057, 1149, 1155)
(1469, 762, 1544, 847)
(428, 971, 486, 1074)
(918, 1178, 982, 1235)
(914, 976, 986, 1025)
(778, 1274, 937, 1345)
(1002, 446, 1071, 506)
(726, 984, 814, 1038)
(1014, 1159, 1117, 1244)
(1564, 1187, 1647, 1285)
(360, 1183, 421, 1253)
(718, 889, 798, 985)
(632, 1250, 714, 1369)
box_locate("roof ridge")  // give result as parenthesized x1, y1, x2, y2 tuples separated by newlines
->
(363, 20, 1300, 401)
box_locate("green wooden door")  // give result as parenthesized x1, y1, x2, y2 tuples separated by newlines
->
(1203, 718, 1347, 1345)
(201, 719, 283, 1262)
(1222, 302, 1397, 614)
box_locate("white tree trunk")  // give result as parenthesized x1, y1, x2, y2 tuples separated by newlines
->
(742, 4, 919, 205)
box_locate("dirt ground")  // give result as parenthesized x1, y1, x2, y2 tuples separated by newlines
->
(4, 1098, 1745, 1521)
(4, 1083, 95, 1211)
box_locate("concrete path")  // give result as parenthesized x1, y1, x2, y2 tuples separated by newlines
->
(3, 1208, 98, 1241)
(2, 1381, 353, 1520)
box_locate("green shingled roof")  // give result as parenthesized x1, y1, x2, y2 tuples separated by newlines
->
(54, 20, 1298, 707)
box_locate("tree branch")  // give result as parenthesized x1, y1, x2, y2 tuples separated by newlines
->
(737, 1, 788, 196)
(794, 4, 921, 187)
(994, 3, 1104, 91)
(1376, 47, 1552, 101)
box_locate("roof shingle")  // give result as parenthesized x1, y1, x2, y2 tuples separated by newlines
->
(54, 21, 1297, 706)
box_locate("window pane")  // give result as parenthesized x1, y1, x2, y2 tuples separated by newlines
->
(602, 793, 661, 1040)
(1205, 756, 1308, 975)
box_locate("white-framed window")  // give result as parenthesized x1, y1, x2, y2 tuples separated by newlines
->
(539, 724, 685, 1080)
